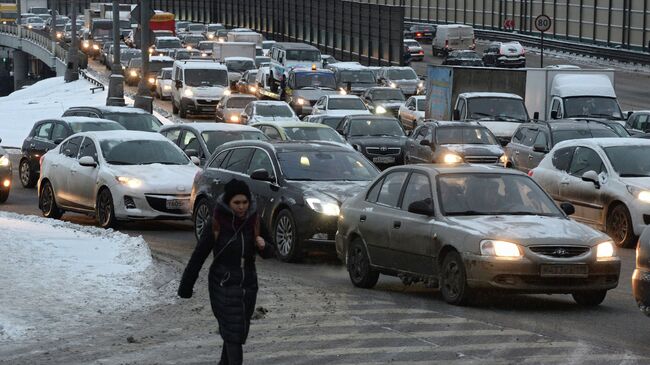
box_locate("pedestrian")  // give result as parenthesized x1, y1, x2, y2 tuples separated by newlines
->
(178, 179, 275, 365)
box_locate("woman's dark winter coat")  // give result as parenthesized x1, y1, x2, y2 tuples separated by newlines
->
(178, 196, 274, 344)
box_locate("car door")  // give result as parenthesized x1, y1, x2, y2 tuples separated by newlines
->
(69, 136, 100, 209)
(391, 172, 436, 275)
(528, 128, 549, 169)
(161, 127, 182, 147)
(245, 148, 279, 222)
(259, 125, 282, 140)
(179, 130, 205, 162)
(56, 136, 83, 207)
(560, 146, 607, 228)
(537, 146, 576, 200)
(408, 126, 431, 164)
(31, 121, 55, 161)
(514, 127, 538, 173)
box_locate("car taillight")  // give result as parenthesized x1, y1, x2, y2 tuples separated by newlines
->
(528, 170, 534, 177)
(419, 50, 424, 54)
(445, 40, 449, 48)
(416, 32, 422, 37)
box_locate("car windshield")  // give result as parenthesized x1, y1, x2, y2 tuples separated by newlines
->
(387, 68, 417, 80)
(283, 127, 346, 143)
(278, 151, 377, 181)
(552, 128, 618, 144)
(70, 122, 125, 133)
(256, 104, 294, 117)
(294, 73, 336, 89)
(450, 51, 480, 59)
(563, 97, 623, 120)
(207, 25, 222, 32)
(285, 50, 321, 61)
(319, 117, 343, 129)
(225, 59, 255, 73)
(184, 36, 204, 43)
(226, 97, 255, 108)
(202, 131, 267, 154)
(161, 69, 172, 79)
(349, 118, 405, 137)
(339, 70, 375, 83)
(128, 58, 142, 68)
(404, 41, 420, 47)
(370, 89, 405, 101)
(604, 146, 650, 177)
(157, 39, 181, 49)
(30, 8, 48, 14)
(246, 72, 258, 82)
(435, 127, 498, 145)
(27, 17, 43, 23)
(438, 173, 562, 216)
(121, 50, 141, 61)
(149, 60, 174, 73)
(467, 98, 529, 122)
(188, 24, 205, 31)
(328, 98, 367, 110)
(92, 28, 111, 38)
(185, 69, 228, 87)
(198, 42, 214, 50)
(416, 99, 426, 111)
(102, 113, 162, 132)
(101, 139, 189, 165)
(262, 42, 274, 49)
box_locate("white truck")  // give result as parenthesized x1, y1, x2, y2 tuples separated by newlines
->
(212, 42, 256, 62)
(226, 31, 263, 47)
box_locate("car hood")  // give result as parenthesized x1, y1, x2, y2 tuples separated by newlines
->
(293, 89, 338, 100)
(252, 116, 301, 123)
(292, 180, 370, 204)
(324, 110, 371, 117)
(348, 135, 408, 147)
(391, 79, 419, 86)
(440, 144, 504, 156)
(108, 164, 199, 192)
(446, 215, 607, 246)
(374, 101, 405, 109)
(620, 177, 650, 190)
(474, 121, 521, 138)
(187, 86, 227, 98)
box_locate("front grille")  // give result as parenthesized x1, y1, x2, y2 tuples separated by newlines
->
(366, 147, 401, 155)
(529, 246, 590, 258)
(464, 155, 499, 164)
(145, 194, 191, 214)
(197, 99, 219, 105)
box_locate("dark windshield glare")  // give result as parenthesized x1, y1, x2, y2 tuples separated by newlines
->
(202, 131, 267, 154)
(188, 24, 205, 31)
(121, 49, 141, 61)
(294, 73, 337, 89)
(161, 70, 172, 79)
(339, 70, 375, 84)
(328, 98, 367, 110)
(149, 60, 174, 73)
(225, 59, 255, 73)
(278, 151, 378, 181)
(128, 58, 142, 68)
(450, 51, 480, 59)
(387, 69, 418, 80)
(552, 128, 618, 144)
(564, 97, 623, 119)
(157, 39, 181, 49)
(70, 122, 125, 133)
(435, 127, 498, 145)
(256, 105, 294, 118)
(103, 113, 162, 132)
(285, 50, 321, 61)
(185, 69, 229, 87)
(101, 139, 189, 165)
(319, 117, 343, 129)
(226, 97, 255, 109)
(467, 98, 529, 122)
(438, 173, 562, 216)
(604, 146, 650, 177)
(283, 127, 346, 143)
(371, 89, 405, 101)
(198, 42, 214, 50)
(350, 118, 405, 137)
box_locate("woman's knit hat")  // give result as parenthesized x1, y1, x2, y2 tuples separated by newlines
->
(223, 179, 252, 205)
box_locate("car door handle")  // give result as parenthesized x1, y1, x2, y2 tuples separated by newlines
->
(393, 221, 401, 229)
(528, 154, 534, 159)
(359, 214, 366, 222)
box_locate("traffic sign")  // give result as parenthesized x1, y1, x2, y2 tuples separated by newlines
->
(130, 4, 154, 25)
(534, 14, 552, 32)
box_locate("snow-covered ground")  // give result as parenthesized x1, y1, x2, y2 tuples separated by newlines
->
(0, 211, 178, 343)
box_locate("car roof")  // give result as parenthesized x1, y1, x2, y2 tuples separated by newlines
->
(290, 68, 333, 74)
(553, 137, 647, 150)
(52, 116, 122, 125)
(224, 56, 255, 61)
(80, 130, 166, 141)
(346, 114, 399, 121)
(367, 86, 402, 92)
(251, 100, 290, 105)
(156, 36, 180, 41)
(161, 122, 262, 133)
(459, 92, 523, 100)
(222, 139, 351, 152)
(65, 106, 152, 115)
(150, 55, 174, 62)
(543, 120, 615, 131)
(272, 42, 320, 50)
(423, 120, 483, 128)
(253, 121, 331, 129)
(173, 60, 228, 70)
(327, 95, 362, 99)
(403, 163, 525, 176)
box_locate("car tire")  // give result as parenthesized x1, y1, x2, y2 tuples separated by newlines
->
(347, 238, 379, 288)
(179, 103, 187, 118)
(572, 290, 607, 306)
(40, 181, 63, 219)
(19, 159, 37, 188)
(607, 204, 636, 248)
(0, 187, 9, 203)
(172, 101, 179, 114)
(274, 209, 302, 262)
(193, 197, 212, 244)
(96, 188, 118, 229)
(440, 251, 475, 306)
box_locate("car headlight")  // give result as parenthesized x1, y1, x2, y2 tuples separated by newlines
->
(306, 197, 340, 216)
(201, 52, 208, 57)
(443, 153, 463, 164)
(116, 176, 142, 189)
(338, 88, 347, 95)
(129, 70, 137, 77)
(0, 155, 10, 167)
(184, 88, 194, 97)
(480, 240, 523, 258)
(375, 105, 387, 114)
(249, 86, 257, 93)
(418, 81, 424, 88)
(56, 32, 62, 38)
(596, 241, 615, 260)
(223, 89, 231, 96)
(499, 154, 507, 165)
(83, 41, 90, 48)
(627, 185, 650, 203)
(208, 34, 214, 39)
(186, 45, 192, 50)
(148, 77, 156, 84)
(390, 82, 397, 88)
(229, 115, 240, 123)
(2, 178, 9, 188)
(163, 84, 172, 91)
(28, 25, 33, 29)
(92, 44, 99, 50)
(296, 97, 306, 106)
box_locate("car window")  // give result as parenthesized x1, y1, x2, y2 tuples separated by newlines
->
(162, 129, 181, 145)
(551, 147, 575, 172)
(521, 128, 538, 147)
(51, 123, 68, 141)
(62, 136, 83, 158)
(376, 171, 408, 207)
(569, 147, 605, 176)
(36, 122, 53, 139)
(401, 173, 433, 211)
(209, 150, 231, 169)
(261, 126, 281, 140)
(534, 130, 548, 147)
(78, 137, 98, 160)
(181, 131, 200, 152)
(366, 177, 384, 202)
(247, 148, 274, 176)
(638, 115, 650, 131)
(222, 148, 252, 173)
(512, 127, 524, 143)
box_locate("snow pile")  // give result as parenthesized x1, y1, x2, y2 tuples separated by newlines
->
(0, 211, 177, 342)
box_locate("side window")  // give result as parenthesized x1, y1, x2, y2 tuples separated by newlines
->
(551, 99, 562, 118)
(638, 115, 650, 131)
(262, 126, 281, 140)
(209, 150, 230, 168)
(401, 173, 433, 212)
(365, 177, 384, 203)
(244, 104, 253, 116)
(51, 123, 68, 141)
(457, 99, 466, 119)
(627, 115, 637, 128)
(521, 128, 538, 147)
(413, 126, 428, 142)
(62, 136, 83, 158)
(78, 137, 98, 160)
(36, 122, 53, 139)
(222, 148, 253, 173)
(180, 131, 200, 153)
(162, 129, 181, 145)
(376, 171, 409, 208)
(551, 147, 575, 172)
(512, 127, 524, 143)
(568, 147, 604, 176)
(534, 130, 548, 147)
(247, 149, 274, 176)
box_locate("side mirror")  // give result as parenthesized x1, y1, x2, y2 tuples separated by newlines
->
(533, 111, 540, 120)
(408, 105, 415, 110)
(532, 144, 549, 153)
(53, 138, 65, 145)
(560, 202, 575, 216)
(250, 168, 275, 182)
(550, 110, 558, 119)
(581, 170, 600, 189)
(184, 149, 200, 157)
(408, 199, 435, 216)
(452, 109, 461, 121)
(175, 80, 182, 89)
(190, 156, 200, 165)
(78, 156, 97, 167)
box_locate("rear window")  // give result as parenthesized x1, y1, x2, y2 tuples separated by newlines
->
(202, 131, 267, 154)
(70, 122, 125, 133)
(552, 128, 617, 144)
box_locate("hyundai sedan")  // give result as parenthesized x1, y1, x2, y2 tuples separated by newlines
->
(38, 131, 200, 228)
(336, 164, 620, 306)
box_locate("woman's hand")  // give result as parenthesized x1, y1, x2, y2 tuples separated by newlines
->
(255, 236, 266, 250)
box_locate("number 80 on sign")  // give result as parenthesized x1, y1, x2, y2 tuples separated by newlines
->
(535, 14, 552, 32)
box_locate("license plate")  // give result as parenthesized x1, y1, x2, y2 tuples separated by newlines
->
(540, 264, 588, 277)
(166, 199, 188, 210)
(373, 156, 395, 164)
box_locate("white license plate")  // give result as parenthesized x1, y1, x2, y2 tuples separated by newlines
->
(166, 199, 188, 210)
(540, 264, 588, 277)
(373, 156, 395, 164)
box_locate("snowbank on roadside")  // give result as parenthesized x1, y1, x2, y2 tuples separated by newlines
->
(0, 211, 177, 342)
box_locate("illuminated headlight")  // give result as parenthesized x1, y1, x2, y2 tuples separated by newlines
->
(184, 88, 194, 97)
(628, 186, 650, 203)
(249, 86, 257, 93)
(229, 115, 240, 123)
(596, 241, 615, 260)
(375, 105, 387, 114)
(480, 240, 523, 258)
(129, 70, 137, 77)
(418, 81, 424, 88)
(338, 88, 347, 95)
(223, 89, 231, 96)
(56, 32, 62, 39)
(148, 48, 154, 54)
(2, 179, 9, 188)
(116, 176, 142, 189)
(186, 45, 192, 50)
(208, 34, 214, 39)
(306, 197, 340, 216)
(83, 41, 90, 48)
(0, 155, 10, 167)
(28, 25, 33, 29)
(296, 97, 306, 106)
(443, 153, 463, 164)
(148, 77, 156, 84)
(201, 52, 207, 57)
(499, 155, 507, 165)
(163, 85, 172, 91)
(92, 44, 99, 50)
(389, 82, 397, 88)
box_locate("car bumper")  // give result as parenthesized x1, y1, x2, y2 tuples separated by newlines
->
(462, 253, 620, 293)
(181, 97, 219, 115)
(111, 186, 192, 221)
(633, 268, 650, 316)
(496, 59, 526, 68)
(294, 207, 339, 247)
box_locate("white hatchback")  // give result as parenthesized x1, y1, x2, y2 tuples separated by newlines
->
(38, 131, 200, 228)
(311, 95, 372, 117)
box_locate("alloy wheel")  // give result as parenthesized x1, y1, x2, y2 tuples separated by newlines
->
(275, 215, 293, 257)
(194, 201, 210, 240)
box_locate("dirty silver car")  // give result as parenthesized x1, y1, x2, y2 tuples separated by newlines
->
(336, 164, 620, 306)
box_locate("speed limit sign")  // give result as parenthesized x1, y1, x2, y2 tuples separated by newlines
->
(535, 14, 552, 32)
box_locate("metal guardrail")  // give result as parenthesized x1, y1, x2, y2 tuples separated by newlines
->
(79, 69, 105, 93)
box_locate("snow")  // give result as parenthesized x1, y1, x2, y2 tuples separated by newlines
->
(0, 211, 177, 343)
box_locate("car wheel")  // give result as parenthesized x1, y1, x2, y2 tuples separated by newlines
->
(440, 251, 475, 305)
(572, 290, 607, 306)
(607, 204, 636, 248)
(347, 239, 379, 288)
(179, 103, 187, 118)
(274, 209, 302, 262)
(172, 101, 179, 114)
(193, 198, 212, 243)
(96, 188, 118, 229)
(0, 187, 9, 203)
(19, 159, 37, 188)
(40, 181, 63, 219)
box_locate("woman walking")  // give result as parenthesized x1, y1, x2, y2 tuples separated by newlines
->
(178, 179, 275, 365)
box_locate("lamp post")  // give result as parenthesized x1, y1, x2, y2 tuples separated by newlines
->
(106, 0, 125, 105)
(64, 0, 79, 82)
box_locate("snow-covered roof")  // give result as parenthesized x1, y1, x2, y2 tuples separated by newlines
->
(554, 137, 650, 150)
(57, 116, 120, 124)
(459, 92, 523, 100)
(162, 122, 261, 133)
(173, 60, 228, 70)
(251, 100, 292, 106)
(224, 56, 255, 61)
(551, 74, 616, 98)
(81, 130, 165, 141)
(253, 121, 331, 129)
(410, 95, 427, 100)
(155, 36, 180, 41)
(327, 95, 363, 99)
(150, 55, 175, 62)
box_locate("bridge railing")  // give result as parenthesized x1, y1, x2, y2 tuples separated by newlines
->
(0, 24, 69, 65)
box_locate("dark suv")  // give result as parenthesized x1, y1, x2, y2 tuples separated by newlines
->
(19, 117, 124, 188)
(505, 119, 620, 173)
(62, 106, 163, 132)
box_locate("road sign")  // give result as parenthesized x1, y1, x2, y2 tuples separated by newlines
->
(130, 4, 154, 25)
(534, 14, 552, 33)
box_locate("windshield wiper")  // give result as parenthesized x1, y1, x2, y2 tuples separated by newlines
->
(620, 173, 650, 177)
(445, 210, 491, 216)
(492, 116, 527, 122)
(370, 133, 397, 137)
(106, 160, 133, 165)
(470, 112, 492, 118)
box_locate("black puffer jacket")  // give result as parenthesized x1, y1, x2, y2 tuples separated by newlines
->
(178, 195, 274, 344)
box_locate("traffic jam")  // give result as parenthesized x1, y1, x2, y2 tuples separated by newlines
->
(6, 4, 650, 320)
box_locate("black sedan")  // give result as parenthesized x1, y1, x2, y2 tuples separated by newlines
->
(190, 140, 379, 262)
(0, 140, 12, 203)
(336, 115, 408, 169)
(404, 121, 505, 165)
(442, 50, 485, 66)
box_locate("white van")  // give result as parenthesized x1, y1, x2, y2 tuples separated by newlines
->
(268, 43, 322, 91)
(432, 24, 475, 56)
(171, 60, 230, 118)
(226, 31, 263, 47)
